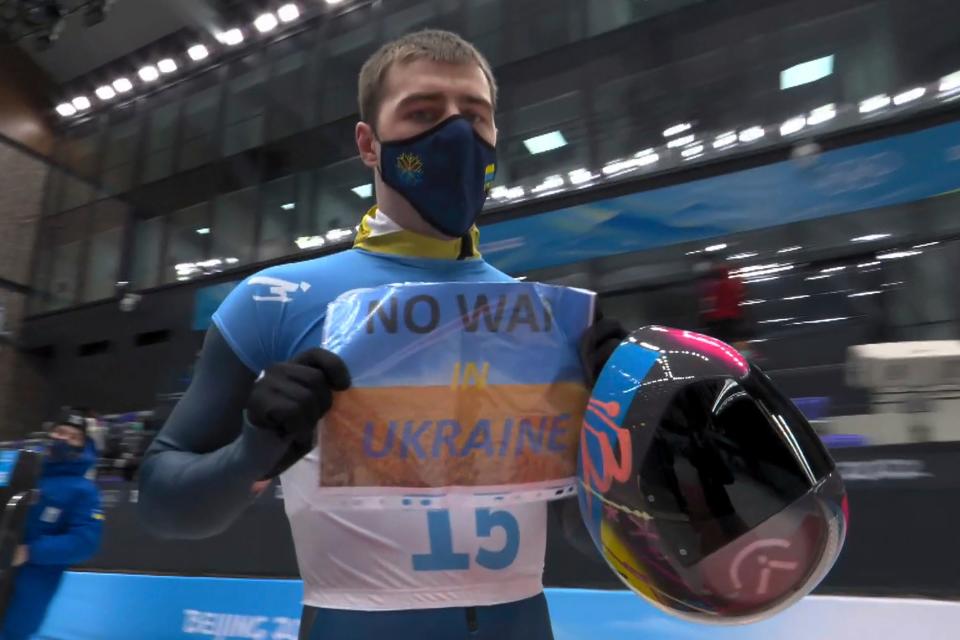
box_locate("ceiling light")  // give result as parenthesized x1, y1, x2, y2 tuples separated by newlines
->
(523, 131, 567, 154)
(783, 295, 810, 301)
(295, 235, 326, 249)
(187, 44, 209, 61)
(634, 148, 655, 158)
(138, 65, 159, 82)
(680, 144, 704, 159)
(738, 126, 764, 142)
(254, 12, 279, 32)
(877, 250, 922, 260)
(792, 317, 850, 325)
(666, 134, 694, 149)
(807, 103, 836, 125)
(55, 103, 76, 117)
(859, 94, 891, 114)
(780, 55, 834, 90)
(157, 58, 178, 74)
(914, 241, 939, 249)
(71, 96, 91, 111)
(112, 77, 133, 93)
(851, 233, 890, 242)
(728, 252, 758, 260)
(777, 245, 802, 254)
(196, 227, 210, 235)
(662, 123, 692, 138)
(893, 87, 925, 106)
(325, 0, 346, 4)
(280, 202, 296, 210)
(821, 266, 845, 273)
(601, 154, 658, 176)
(490, 185, 525, 200)
(326, 228, 354, 242)
(278, 4, 300, 22)
(95, 85, 115, 100)
(219, 28, 244, 46)
(531, 175, 565, 194)
(759, 317, 795, 324)
(848, 291, 882, 298)
(713, 132, 737, 149)
(939, 70, 960, 95)
(805, 274, 831, 281)
(857, 261, 881, 268)
(704, 243, 727, 252)
(567, 168, 597, 185)
(225, 257, 239, 264)
(351, 184, 373, 199)
(780, 116, 806, 136)
(740, 299, 765, 306)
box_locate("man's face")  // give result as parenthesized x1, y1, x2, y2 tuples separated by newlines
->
(362, 58, 496, 157)
(51, 424, 85, 448)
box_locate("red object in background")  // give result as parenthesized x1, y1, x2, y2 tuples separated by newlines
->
(703, 267, 745, 322)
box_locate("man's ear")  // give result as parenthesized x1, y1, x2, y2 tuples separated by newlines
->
(356, 122, 379, 169)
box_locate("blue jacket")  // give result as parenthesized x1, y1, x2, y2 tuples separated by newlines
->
(1, 441, 103, 639)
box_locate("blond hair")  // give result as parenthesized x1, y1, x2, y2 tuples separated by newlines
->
(358, 29, 497, 127)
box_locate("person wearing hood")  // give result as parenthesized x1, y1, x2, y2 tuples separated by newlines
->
(0, 410, 104, 640)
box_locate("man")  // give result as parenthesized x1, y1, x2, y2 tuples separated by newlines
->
(1, 410, 104, 640)
(139, 30, 624, 640)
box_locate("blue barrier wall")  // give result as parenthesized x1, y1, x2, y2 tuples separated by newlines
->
(34, 572, 960, 640)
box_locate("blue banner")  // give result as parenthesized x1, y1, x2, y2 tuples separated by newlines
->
(0, 450, 18, 486)
(480, 120, 960, 272)
(36, 573, 960, 639)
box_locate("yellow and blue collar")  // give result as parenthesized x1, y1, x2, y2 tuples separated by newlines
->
(353, 206, 481, 260)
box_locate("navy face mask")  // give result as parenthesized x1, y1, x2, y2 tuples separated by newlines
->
(378, 115, 497, 238)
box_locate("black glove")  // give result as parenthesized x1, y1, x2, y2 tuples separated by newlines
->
(579, 312, 628, 386)
(246, 348, 351, 438)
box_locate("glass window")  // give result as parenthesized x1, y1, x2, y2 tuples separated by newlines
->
(36, 208, 90, 311)
(223, 57, 267, 157)
(318, 11, 378, 123)
(382, 1, 438, 40)
(500, 91, 590, 185)
(267, 36, 313, 141)
(313, 158, 373, 240)
(56, 174, 95, 213)
(57, 122, 101, 181)
(82, 200, 128, 302)
(163, 202, 210, 284)
(142, 100, 180, 184)
(179, 77, 221, 171)
(130, 216, 164, 290)
(101, 107, 140, 194)
(465, 0, 505, 67)
(506, 0, 580, 63)
(592, 69, 666, 164)
(211, 187, 258, 266)
(259, 175, 301, 261)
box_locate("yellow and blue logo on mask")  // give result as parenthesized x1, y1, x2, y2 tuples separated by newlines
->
(396, 153, 425, 186)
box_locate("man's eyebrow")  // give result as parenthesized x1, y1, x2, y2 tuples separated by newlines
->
(396, 92, 493, 110)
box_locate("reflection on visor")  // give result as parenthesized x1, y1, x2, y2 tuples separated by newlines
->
(579, 326, 847, 624)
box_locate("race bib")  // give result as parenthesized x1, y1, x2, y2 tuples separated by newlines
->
(316, 282, 594, 509)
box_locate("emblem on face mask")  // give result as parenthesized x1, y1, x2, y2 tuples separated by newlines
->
(396, 152, 424, 185)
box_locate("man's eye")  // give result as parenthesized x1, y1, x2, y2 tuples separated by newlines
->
(409, 110, 437, 123)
